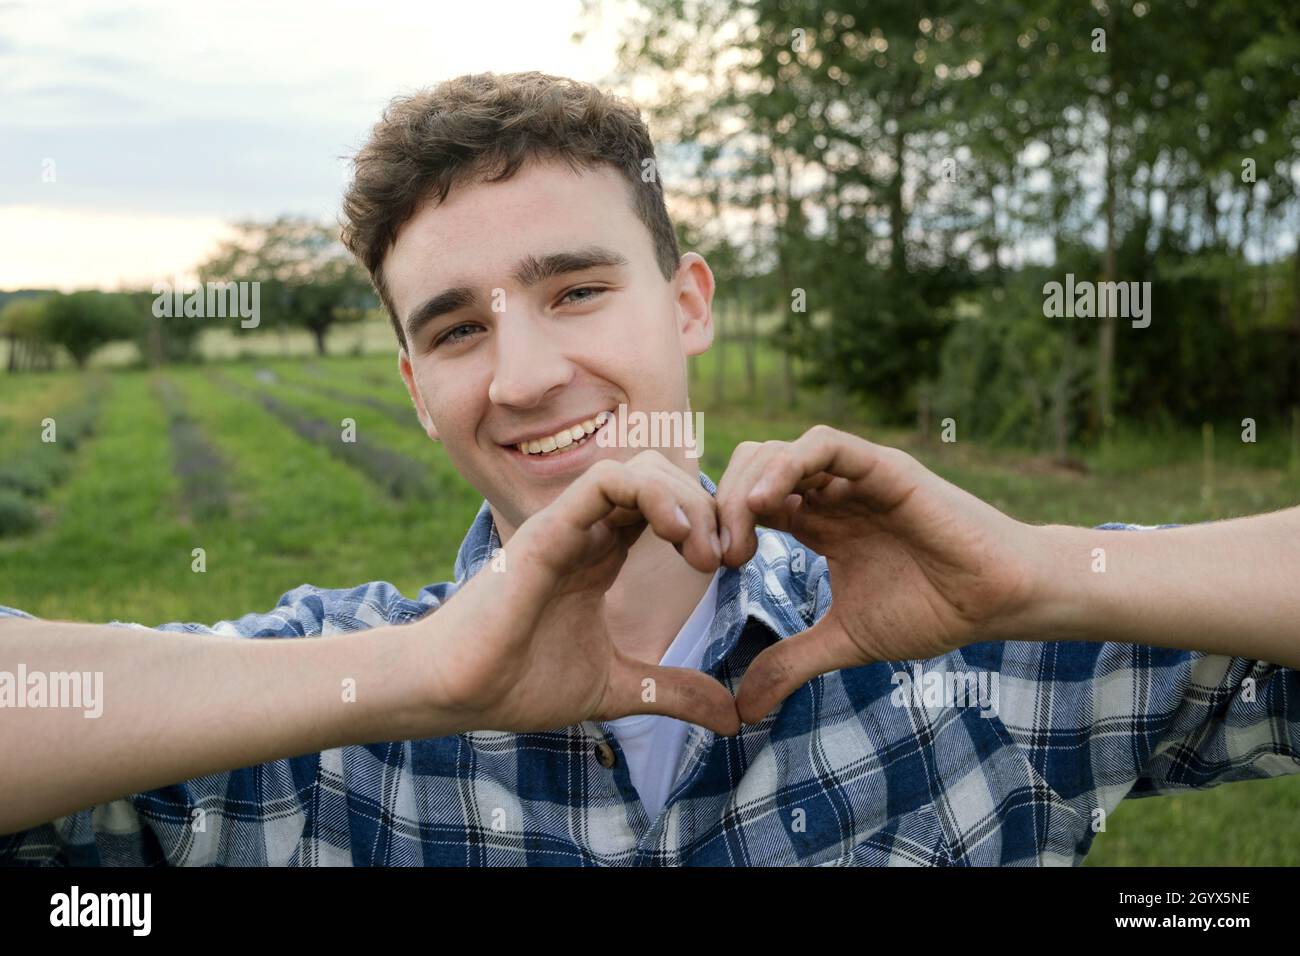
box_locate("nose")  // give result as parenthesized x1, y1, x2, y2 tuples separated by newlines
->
(487, 312, 574, 408)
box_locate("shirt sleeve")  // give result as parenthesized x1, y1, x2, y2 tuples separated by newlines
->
(0, 579, 453, 865)
(1, 579, 443, 638)
(991, 522, 1300, 807)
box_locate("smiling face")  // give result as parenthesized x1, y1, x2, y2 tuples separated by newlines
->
(388, 156, 715, 540)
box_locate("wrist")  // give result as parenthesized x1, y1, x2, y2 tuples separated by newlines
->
(980, 523, 1100, 644)
(312, 619, 467, 744)
(1012, 524, 1113, 644)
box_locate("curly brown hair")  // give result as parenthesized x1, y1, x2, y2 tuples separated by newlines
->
(340, 70, 681, 349)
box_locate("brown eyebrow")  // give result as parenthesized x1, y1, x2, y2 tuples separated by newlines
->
(403, 245, 629, 344)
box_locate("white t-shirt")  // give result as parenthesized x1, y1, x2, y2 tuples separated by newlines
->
(606, 569, 721, 821)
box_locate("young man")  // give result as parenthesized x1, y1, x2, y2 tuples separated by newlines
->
(2, 71, 1298, 866)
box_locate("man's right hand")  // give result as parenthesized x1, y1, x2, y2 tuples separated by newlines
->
(0, 451, 738, 835)
(419, 452, 740, 737)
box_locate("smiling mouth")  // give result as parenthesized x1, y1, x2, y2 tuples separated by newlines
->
(510, 410, 614, 457)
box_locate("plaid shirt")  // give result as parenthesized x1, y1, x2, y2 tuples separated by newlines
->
(3, 471, 1298, 866)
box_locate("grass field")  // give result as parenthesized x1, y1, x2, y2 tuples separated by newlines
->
(2, 327, 1299, 865)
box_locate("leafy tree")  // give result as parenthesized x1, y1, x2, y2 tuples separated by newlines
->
(1, 297, 55, 372)
(126, 289, 206, 366)
(198, 216, 375, 355)
(41, 291, 136, 370)
(597, 0, 1299, 446)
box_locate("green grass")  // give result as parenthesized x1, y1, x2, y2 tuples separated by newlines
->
(1, 345, 1298, 866)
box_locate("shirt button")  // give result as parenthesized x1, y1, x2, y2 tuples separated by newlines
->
(594, 741, 617, 769)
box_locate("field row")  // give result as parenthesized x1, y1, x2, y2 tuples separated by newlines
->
(0, 363, 483, 624)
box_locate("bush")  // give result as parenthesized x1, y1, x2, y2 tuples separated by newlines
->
(0, 490, 40, 536)
(42, 291, 137, 369)
(933, 278, 1093, 453)
(0, 454, 67, 496)
(0, 379, 109, 537)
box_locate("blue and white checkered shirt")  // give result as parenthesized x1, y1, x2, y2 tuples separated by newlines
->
(3, 471, 1298, 865)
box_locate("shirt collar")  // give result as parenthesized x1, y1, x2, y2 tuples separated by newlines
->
(452, 470, 815, 669)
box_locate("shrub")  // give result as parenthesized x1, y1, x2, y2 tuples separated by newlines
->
(0, 490, 40, 536)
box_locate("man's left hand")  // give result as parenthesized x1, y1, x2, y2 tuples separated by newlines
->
(714, 425, 1045, 725)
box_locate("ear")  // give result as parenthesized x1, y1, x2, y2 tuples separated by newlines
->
(398, 348, 439, 441)
(675, 252, 714, 359)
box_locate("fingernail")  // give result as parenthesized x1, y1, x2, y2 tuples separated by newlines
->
(709, 529, 721, 560)
(673, 505, 690, 529)
(720, 526, 731, 554)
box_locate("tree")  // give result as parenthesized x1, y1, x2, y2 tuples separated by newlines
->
(596, 0, 1299, 441)
(1, 297, 55, 372)
(41, 292, 136, 370)
(198, 216, 374, 355)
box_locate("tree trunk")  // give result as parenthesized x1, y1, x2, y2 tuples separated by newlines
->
(917, 380, 932, 442)
(827, 308, 844, 422)
(783, 349, 796, 411)
(312, 325, 328, 356)
(989, 173, 1004, 285)
(888, 105, 908, 276)
(774, 152, 799, 413)
(148, 316, 164, 367)
(1204, 183, 1219, 250)
(743, 287, 757, 403)
(1290, 244, 1300, 409)
(1052, 336, 1074, 465)
(713, 299, 726, 406)
(1095, 91, 1118, 436)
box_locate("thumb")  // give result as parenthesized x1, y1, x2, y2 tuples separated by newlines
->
(606, 657, 741, 737)
(734, 616, 864, 725)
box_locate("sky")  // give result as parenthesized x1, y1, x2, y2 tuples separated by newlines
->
(0, 0, 632, 290)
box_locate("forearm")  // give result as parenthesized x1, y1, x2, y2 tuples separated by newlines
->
(1022, 506, 1300, 668)
(0, 616, 447, 835)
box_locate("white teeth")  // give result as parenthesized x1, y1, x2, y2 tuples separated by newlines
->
(516, 410, 614, 456)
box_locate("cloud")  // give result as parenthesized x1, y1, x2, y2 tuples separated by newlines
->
(0, 0, 628, 287)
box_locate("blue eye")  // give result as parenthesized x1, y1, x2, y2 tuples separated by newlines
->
(561, 286, 605, 305)
(434, 324, 481, 348)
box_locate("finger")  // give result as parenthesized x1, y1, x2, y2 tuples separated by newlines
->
(567, 460, 719, 573)
(715, 441, 780, 566)
(751, 473, 832, 535)
(635, 453, 722, 569)
(569, 460, 690, 544)
(733, 618, 866, 725)
(602, 504, 649, 528)
(753, 493, 804, 534)
(748, 426, 917, 516)
(606, 659, 741, 737)
(794, 472, 834, 494)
